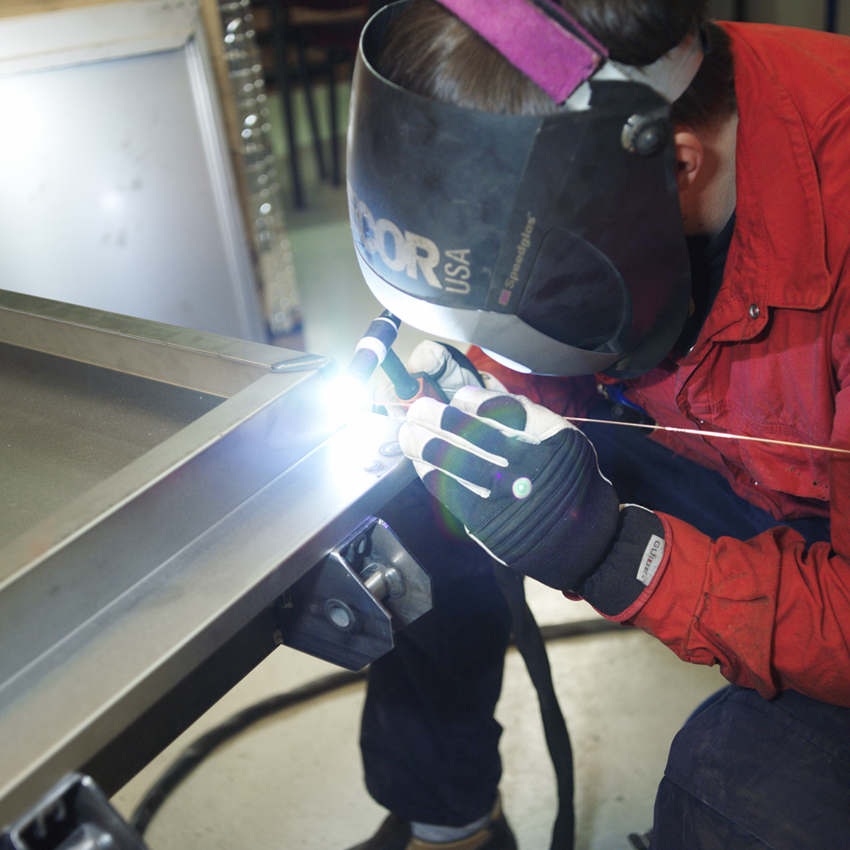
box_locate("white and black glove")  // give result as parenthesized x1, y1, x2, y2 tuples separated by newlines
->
(374, 341, 506, 417)
(399, 387, 666, 618)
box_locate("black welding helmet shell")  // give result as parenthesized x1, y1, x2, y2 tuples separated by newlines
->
(347, 0, 694, 378)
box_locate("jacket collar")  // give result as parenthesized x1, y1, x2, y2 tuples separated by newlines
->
(699, 23, 832, 344)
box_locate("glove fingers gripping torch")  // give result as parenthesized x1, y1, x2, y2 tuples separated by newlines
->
(345, 311, 449, 405)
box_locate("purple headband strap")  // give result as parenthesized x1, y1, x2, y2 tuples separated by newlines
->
(436, 0, 607, 103)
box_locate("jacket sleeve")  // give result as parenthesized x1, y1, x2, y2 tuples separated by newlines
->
(623, 383, 850, 707)
(465, 347, 599, 417)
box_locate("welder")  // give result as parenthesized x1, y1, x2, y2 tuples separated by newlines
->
(342, 2, 850, 848)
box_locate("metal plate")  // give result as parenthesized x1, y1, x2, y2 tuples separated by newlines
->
(0, 341, 224, 548)
(0, 290, 415, 828)
(0, 0, 266, 341)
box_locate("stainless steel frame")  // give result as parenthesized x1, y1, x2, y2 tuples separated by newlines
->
(0, 290, 415, 829)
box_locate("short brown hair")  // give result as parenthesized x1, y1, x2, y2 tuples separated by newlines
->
(378, 0, 736, 127)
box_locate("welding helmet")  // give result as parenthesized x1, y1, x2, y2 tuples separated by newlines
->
(347, 0, 700, 377)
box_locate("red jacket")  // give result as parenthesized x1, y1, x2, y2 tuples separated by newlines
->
(469, 22, 850, 706)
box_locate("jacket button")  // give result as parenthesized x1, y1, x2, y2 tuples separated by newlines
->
(749, 304, 760, 319)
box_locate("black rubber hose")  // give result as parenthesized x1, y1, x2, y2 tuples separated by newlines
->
(129, 617, 624, 838)
(494, 565, 575, 850)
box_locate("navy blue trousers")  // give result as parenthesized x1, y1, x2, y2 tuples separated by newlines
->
(361, 420, 846, 847)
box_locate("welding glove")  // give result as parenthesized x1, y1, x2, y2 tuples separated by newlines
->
(399, 387, 666, 618)
(374, 340, 506, 417)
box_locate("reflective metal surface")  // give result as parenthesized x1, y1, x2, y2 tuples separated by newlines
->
(0, 290, 415, 828)
(279, 517, 432, 670)
(0, 1, 265, 341)
(1, 774, 149, 850)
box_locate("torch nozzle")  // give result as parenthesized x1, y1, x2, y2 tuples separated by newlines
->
(344, 310, 402, 386)
(344, 311, 444, 406)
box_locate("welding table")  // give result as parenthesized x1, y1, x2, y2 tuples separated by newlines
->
(0, 290, 421, 842)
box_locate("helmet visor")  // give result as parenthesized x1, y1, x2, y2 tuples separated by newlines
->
(347, 1, 691, 377)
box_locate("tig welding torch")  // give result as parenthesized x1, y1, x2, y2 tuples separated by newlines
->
(345, 311, 448, 404)
(345, 311, 402, 384)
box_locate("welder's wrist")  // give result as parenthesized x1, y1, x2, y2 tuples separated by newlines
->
(577, 506, 666, 618)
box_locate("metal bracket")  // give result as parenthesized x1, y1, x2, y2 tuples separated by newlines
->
(276, 517, 432, 671)
(1, 773, 148, 850)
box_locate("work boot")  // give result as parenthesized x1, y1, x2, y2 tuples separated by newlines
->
(347, 800, 517, 850)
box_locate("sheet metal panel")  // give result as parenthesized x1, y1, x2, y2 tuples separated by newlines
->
(0, 290, 414, 828)
(0, 0, 266, 341)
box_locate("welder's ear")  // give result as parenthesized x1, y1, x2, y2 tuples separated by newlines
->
(673, 129, 703, 193)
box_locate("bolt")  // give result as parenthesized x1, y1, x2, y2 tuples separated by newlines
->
(327, 604, 352, 629)
(323, 598, 358, 632)
(362, 563, 405, 599)
(621, 114, 670, 156)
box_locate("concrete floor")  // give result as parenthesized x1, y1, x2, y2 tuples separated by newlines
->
(112, 596, 725, 850)
(110, 148, 727, 850)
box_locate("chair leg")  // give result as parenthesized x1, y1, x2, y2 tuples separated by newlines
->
(328, 64, 341, 186)
(268, 2, 305, 208)
(825, 0, 838, 32)
(280, 74, 305, 209)
(296, 43, 327, 182)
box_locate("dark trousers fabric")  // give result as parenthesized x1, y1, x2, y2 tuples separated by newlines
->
(361, 480, 513, 826)
(653, 686, 850, 849)
(360, 419, 844, 846)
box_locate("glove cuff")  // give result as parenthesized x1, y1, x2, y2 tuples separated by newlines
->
(578, 506, 665, 618)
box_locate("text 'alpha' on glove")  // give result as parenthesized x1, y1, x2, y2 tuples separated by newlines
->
(399, 387, 667, 619)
